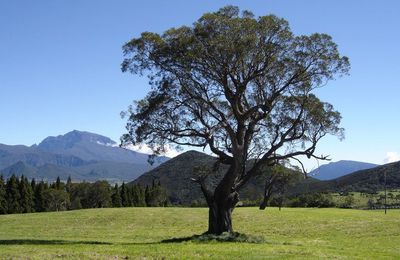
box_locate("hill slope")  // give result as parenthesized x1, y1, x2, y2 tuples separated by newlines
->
(292, 161, 400, 194)
(310, 160, 378, 180)
(131, 150, 303, 205)
(133, 151, 400, 203)
(131, 151, 219, 205)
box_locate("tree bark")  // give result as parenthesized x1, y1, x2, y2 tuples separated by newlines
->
(206, 192, 239, 235)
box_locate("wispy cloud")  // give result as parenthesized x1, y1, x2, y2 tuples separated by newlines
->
(384, 152, 400, 163)
(123, 143, 181, 158)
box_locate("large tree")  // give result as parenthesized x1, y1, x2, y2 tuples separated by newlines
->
(121, 6, 349, 235)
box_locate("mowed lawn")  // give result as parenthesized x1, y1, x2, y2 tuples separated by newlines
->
(0, 207, 399, 259)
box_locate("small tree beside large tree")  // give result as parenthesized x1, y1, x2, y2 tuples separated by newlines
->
(121, 6, 349, 235)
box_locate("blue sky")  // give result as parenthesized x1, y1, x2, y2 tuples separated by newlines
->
(1, 1, 399, 169)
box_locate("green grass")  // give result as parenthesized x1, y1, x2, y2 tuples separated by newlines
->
(0, 207, 399, 259)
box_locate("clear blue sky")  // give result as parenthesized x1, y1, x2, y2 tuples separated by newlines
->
(1, 0, 399, 169)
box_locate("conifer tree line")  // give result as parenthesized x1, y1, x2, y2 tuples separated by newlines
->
(0, 174, 168, 215)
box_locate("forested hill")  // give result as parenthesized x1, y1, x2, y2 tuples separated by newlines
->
(131, 151, 221, 205)
(131, 150, 303, 205)
(291, 161, 400, 194)
(132, 151, 400, 205)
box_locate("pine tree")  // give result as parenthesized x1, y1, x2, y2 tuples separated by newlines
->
(25, 176, 35, 212)
(126, 185, 133, 206)
(34, 181, 46, 212)
(19, 175, 34, 213)
(131, 185, 139, 206)
(66, 176, 72, 193)
(131, 184, 146, 207)
(30, 178, 36, 192)
(0, 175, 7, 214)
(120, 182, 129, 207)
(111, 184, 122, 207)
(6, 175, 21, 214)
(55, 176, 61, 190)
(155, 181, 168, 207)
(145, 185, 151, 206)
(137, 185, 146, 207)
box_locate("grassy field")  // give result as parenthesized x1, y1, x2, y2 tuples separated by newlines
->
(0, 207, 399, 259)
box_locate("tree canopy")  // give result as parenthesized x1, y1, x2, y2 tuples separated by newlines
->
(121, 6, 350, 234)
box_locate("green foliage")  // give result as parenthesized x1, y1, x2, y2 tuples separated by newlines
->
(87, 181, 112, 208)
(55, 176, 61, 190)
(66, 176, 72, 193)
(42, 189, 69, 212)
(30, 178, 36, 193)
(339, 194, 355, 208)
(69, 182, 90, 209)
(34, 181, 46, 212)
(120, 182, 129, 207)
(121, 7, 349, 233)
(18, 175, 34, 213)
(70, 196, 82, 210)
(5, 175, 21, 214)
(3, 176, 125, 214)
(0, 175, 6, 214)
(145, 181, 168, 207)
(257, 164, 302, 209)
(131, 184, 146, 207)
(111, 184, 122, 207)
(288, 193, 335, 208)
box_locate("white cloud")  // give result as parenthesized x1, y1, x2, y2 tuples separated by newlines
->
(96, 141, 114, 147)
(123, 143, 182, 158)
(384, 152, 400, 163)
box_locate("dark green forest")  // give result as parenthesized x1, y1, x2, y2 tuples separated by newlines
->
(0, 175, 168, 215)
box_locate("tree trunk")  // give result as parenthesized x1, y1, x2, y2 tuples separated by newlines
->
(207, 202, 233, 234)
(206, 192, 238, 235)
(197, 163, 240, 235)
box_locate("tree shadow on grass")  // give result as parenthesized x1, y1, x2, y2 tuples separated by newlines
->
(161, 232, 265, 244)
(0, 233, 266, 246)
(0, 239, 112, 245)
(161, 236, 195, 243)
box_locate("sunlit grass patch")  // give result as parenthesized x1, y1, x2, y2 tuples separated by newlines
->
(0, 207, 399, 259)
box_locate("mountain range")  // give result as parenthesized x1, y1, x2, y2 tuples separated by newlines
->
(290, 160, 400, 195)
(0, 130, 168, 182)
(2, 130, 398, 202)
(309, 160, 378, 180)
